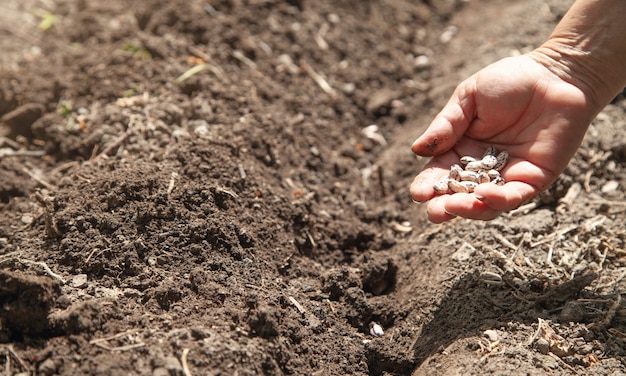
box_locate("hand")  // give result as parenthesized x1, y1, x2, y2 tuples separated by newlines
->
(410, 53, 597, 223)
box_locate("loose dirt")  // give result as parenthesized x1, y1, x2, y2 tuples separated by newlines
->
(1, 0, 625, 375)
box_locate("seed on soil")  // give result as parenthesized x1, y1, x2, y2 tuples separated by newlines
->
(369, 322, 384, 337)
(432, 146, 509, 195)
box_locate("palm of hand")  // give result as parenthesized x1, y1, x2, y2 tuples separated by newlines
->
(410, 55, 595, 222)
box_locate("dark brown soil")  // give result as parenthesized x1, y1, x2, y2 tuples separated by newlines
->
(1, 0, 625, 375)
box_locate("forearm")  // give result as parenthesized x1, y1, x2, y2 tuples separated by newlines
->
(529, 0, 626, 111)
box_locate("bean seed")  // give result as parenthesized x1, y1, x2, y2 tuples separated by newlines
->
(487, 169, 500, 179)
(464, 161, 483, 172)
(460, 156, 476, 165)
(477, 172, 490, 184)
(448, 180, 469, 193)
(461, 181, 478, 192)
(481, 155, 497, 169)
(449, 164, 463, 181)
(493, 151, 509, 171)
(433, 179, 450, 194)
(492, 176, 505, 185)
(459, 170, 479, 182)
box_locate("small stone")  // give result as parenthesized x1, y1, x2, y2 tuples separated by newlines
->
(152, 367, 169, 376)
(38, 358, 58, 376)
(601, 180, 619, 193)
(483, 329, 498, 342)
(71, 274, 88, 288)
(560, 301, 584, 323)
(535, 338, 550, 354)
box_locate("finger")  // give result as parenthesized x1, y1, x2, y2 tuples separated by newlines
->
(410, 168, 446, 203)
(426, 196, 459, 223)
(442, 193, 502, 221)
(409, 152, 464, 202)
(473, 181, 539, 211)
(411, 79, 477, 156)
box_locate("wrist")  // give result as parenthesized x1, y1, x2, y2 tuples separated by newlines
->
(528, 0, 626, 114)
(529, 41, 625, 114)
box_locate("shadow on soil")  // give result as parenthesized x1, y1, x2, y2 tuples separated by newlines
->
(409, 270, 601, 370)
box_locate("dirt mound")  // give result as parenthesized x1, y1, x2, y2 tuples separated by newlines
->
(1, 0, 625, 375)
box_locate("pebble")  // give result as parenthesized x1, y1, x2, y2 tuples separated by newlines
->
(535, 338, 550, 354)
(483, 329, 499, 342)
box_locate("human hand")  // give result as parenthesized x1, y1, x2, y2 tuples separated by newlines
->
(410, 53, 597, 223)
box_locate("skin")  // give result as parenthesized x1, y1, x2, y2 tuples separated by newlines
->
(410, 0, 626, 223)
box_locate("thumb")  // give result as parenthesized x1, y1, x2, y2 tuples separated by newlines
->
(412, 78, 477, 156)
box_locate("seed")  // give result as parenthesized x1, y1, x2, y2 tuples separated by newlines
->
(433, 179, 450, 194)
(460, 156, 476, 165)
(461, 181, 478, 192)
(487, 169, 500, 180)
(492, 176, 505, 185)
(464, 161, 483, 172)
(370, 322, 384, 337)
(493, 151, 509, 171)
(449, 164, 463, 181)
(481, 155, 497, 169)
(459, 170, 479, 182)
(448, 180, 469, 193)
(477, 172, 490, 184)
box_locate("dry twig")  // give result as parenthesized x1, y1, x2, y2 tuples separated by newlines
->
(19, 258, 66, 284)
(301, 61, 337, 97)
(89, 329, 144, 351)
(92, 131, 129, 162)
(181, 348, 192, 376)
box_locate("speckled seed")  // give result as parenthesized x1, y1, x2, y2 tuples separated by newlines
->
(459, 170, 479, 182)
(493, 151, 509, 171)
(487, 169, 500, 180)
(461, 181, 478, 192)
(460, 156, 476, 165)
(464, 161, 483, 172)
(433, 179, 450, 194)
(481, 155, 497, 169)
(483, 146, 497, 157)
(448, 180, 469, 193)
(477, 172, 491, 184)
(449, 164, 463, 181)
(370, 322, 384, 337)
(492, 176, 506, 185)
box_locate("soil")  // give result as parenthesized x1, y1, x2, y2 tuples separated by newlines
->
(1, 0, 625, 375)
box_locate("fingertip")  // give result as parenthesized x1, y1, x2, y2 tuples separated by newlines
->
(426, 197, 458, 223)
